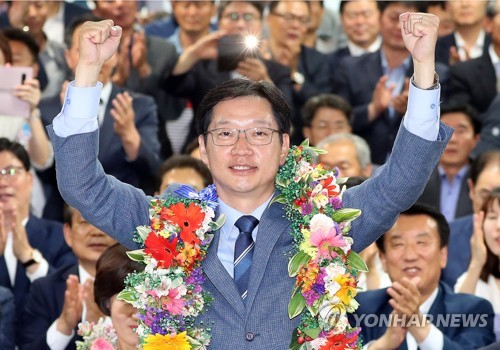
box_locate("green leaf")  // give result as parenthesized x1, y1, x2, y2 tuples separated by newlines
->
(288, 251, 311, 277)
(288, 291, 306, 319)
(300, 139, 310, 147)
(303, 326, 321, 339)
(116, 290, 136, 303)
(271, 193, 287, 205)
(331, 208, 362, 223)
(211, 213, 226, 231)
(126, 249, 145, 262)
(336, 177, 349, 185)
(310, 146, 328, 155)
(136, 226, 151, 241)
(306, 299, 320, 316)
(347, 250, 369, 272)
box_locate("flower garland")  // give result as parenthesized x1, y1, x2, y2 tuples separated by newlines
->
(119, 141, 366, 349)
(273, 140, 366, 349)
(76, 318, 117, 350)
(118, 185, 224, 349)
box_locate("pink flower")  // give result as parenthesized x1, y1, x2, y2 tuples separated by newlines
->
(310, 227, 345, 259)
(161, 288, 186, 315)
(90, 338, 115, 350)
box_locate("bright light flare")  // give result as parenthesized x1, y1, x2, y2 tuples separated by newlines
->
(244, 35, 259, 50)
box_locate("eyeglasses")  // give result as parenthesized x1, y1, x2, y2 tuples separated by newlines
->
(205, 127, 280, 146)
(271, 12, 310, 25)
(0, 166, 26, 181)
(343, 10, 377, 20)
(312, 121, 350, 131)
(223, 12, 259, 22)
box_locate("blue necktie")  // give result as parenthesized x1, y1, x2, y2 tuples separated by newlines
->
(234, 215, 259, 302)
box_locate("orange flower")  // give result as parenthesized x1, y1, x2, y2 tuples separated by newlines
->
(333, 274, 357, 305)
(176, 242, 201, 271)
(144, 233, 179, 269)
(162, 203, 204, 245)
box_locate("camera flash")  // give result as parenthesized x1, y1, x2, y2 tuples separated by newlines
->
(244, 35, 259, 49)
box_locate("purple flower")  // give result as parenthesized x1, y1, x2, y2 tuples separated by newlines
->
(329, 197, 342, 210)
(301, 202, 313, 215)
(303, 290, 319, 306)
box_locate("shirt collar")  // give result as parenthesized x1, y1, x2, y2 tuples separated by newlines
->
(347, 36, 382, 57)
(100, 82, 113, 108)
(454, 29, 485, 59)
(78, 264, 94, 283)
(380, 49, 411, 72)
(420, 287, 439, 314)
(168, 27, 183, 53)
(437, 164, 469, 180)
(218, 193, 274, 240)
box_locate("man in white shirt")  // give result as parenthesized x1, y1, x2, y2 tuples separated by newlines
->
(354, 203, 496, 349)
(19, 205, 116, 350)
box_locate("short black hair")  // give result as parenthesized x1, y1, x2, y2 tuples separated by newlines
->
(377, 1, 422, 14)
(339, 0, 378, 14)
(94, 243, 144, 316)
(1, 28, 39, 62)
(218, 1, 265, 19)
(196, 78, 291, 140)
(440, 101, 481, 135)
(469, 150, 500, 185)
(65, 14, 104, 49)
(301, 94, 352, 127)
(0, 33, 12, 63)
(158, 155, 213, 189)
(376, 202, 450, 253)
(0, 138, 30, 171)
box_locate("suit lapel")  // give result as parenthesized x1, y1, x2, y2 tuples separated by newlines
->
(478, 54, 496, 97)
(203, 228, 246, 318)
(245, 201, 291, 313)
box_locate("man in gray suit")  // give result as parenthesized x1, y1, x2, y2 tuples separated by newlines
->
(48, 13, 452, 349)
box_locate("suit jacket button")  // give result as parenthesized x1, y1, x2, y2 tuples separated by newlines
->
(245, 332, 255, 341)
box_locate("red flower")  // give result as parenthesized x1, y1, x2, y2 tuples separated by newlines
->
(320, 177, 340, 197)
(319, 333, 351, 350)
(161, 203, 204, 245)
(144, 233, 179, 269)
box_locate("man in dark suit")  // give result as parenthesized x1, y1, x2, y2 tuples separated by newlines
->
(0, 286, 14, 350)
(443, 150, 500, 287)
(447, 3, 500, 115)
(332, 1, 443, 165)
(435, 0, 490, 66)
(354, 203, 495, 349)
(38, 16, 162, 221)
(0, 138, 76, 345)
(164, 1, 293, 149)
(20, 206, 116, 350)
(48, 11, 455, 347)
(329, 0, 382, 75)
(92, 1, 178, 160)
(266, 0, 331, 143)
(418, 102, 480, 222)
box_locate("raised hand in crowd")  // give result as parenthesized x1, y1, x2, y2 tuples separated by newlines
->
(448, 46, 469, 66)
(368, 75, 396, 121)
(172, 30, 226, 76)
(56, 275, 83, 335)
(110, 91, 140, 161)
(82, 278, 105, 324)
(4, 0, 28, 29)
(457, 211, 487, 295)
(236, 57, 272, 83)
(112, 30, 151, 86)
(392, 77, 410, 116)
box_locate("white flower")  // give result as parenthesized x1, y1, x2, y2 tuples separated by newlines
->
(310, 337, 328, 349)
(324, 263, 346, 279)
(310, 214, 334, 234)
(324, 280, 341, 296)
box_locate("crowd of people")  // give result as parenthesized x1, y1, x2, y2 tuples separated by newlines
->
(0, 0, 499, 349)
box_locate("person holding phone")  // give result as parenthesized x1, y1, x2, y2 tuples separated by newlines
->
(164, 1, 293, 153)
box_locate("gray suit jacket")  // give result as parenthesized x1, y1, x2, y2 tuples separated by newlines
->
(48, 121, 452, 348)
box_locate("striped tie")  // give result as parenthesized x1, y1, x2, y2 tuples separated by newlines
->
(234, 215, 259, 303)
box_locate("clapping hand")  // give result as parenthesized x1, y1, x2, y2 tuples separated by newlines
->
(57, 275, 83, 335)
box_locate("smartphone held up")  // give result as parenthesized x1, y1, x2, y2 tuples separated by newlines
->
(217, 34, 260, 71)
